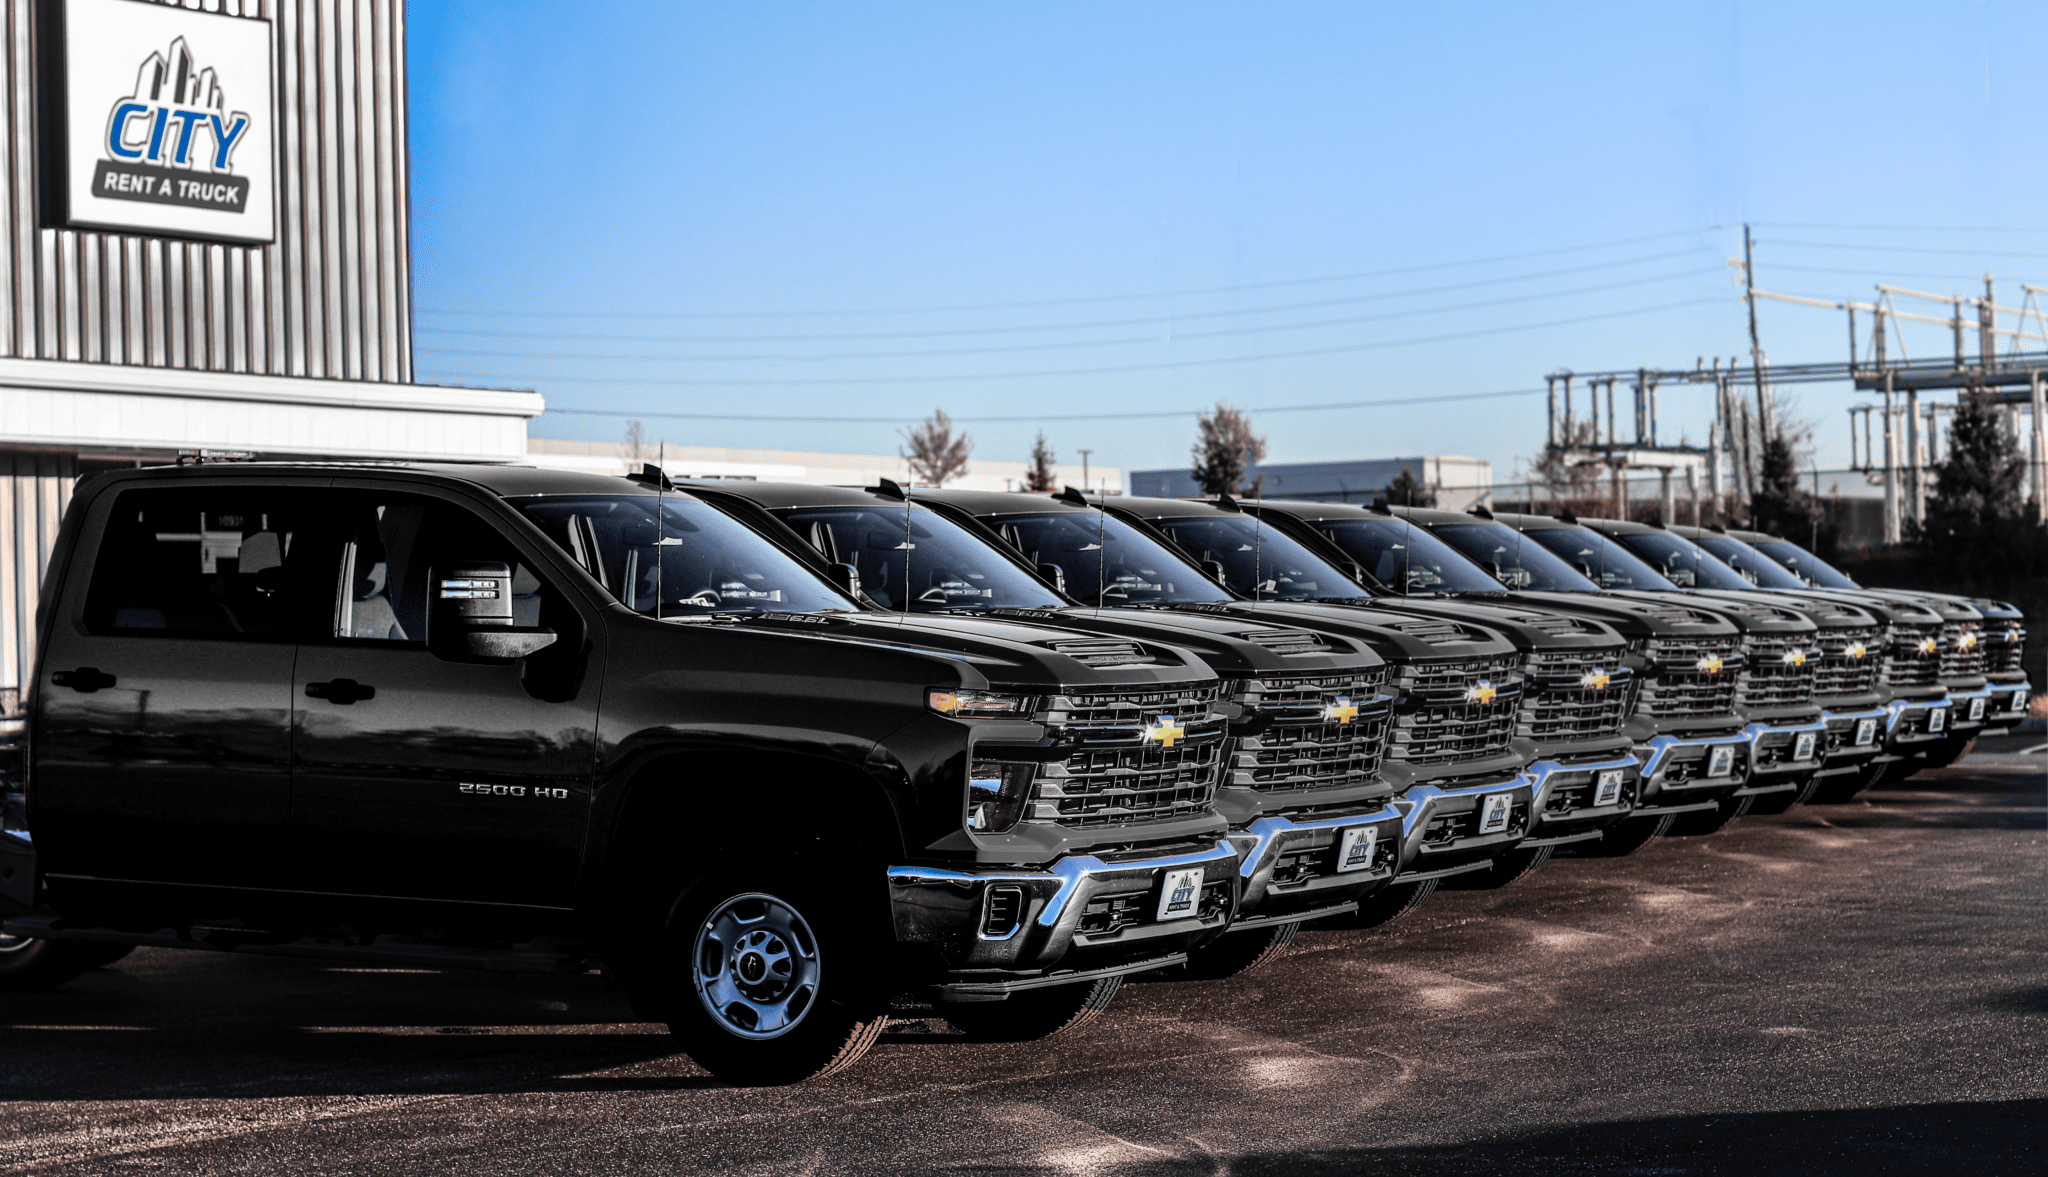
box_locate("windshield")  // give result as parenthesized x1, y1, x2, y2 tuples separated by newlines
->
(994, 511, 1232, 606)
(1147, 514, 1372, 602)
(519, 496, 858, 618)
(1429, 522, 1602, 591)
(1523, 528, 1681, 591)
(1615, 533, 1755, 590)
(1691, 535, 1810, 589)
(1753, 540, 1860, 589)
(780, 506, 1064, 613)
(1313, 518, 1505, 594)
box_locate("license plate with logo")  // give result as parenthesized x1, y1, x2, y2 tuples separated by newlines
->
(1336, 825, 1379, 873)
(1793, 732, 1817, 762)
(1706, 745, 1736, 778)
(1593, 770, 1624, 806)
(1929, 707, 1947, 733)
(1478, 792, 1513, 835)
(1156, 868, 1204, 921)
(1854, 718, 1877, 746)
(2013, 691, 2030, 712)
(1968, 695, 1986, 721)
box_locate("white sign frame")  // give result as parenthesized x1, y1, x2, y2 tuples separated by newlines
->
(48, 0, 276, 244)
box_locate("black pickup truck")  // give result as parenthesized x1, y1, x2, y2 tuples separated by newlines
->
(0, 462, 1268, 1084)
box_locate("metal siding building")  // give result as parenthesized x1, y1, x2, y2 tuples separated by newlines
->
(0, 0, 541, 710)
(1131, 456, 1495, 512)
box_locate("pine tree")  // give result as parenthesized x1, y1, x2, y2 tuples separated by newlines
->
(1190, 404, 1266, 497)
(1023, 431, 1057, 492)
(1384, 465, 1436, 508)
(1919, 390, 2032, 572)
(1750, 431, 1810, 536)
(901, 409, 973, 487)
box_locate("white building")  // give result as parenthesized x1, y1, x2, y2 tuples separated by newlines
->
(1129, 455, 1494, 511)
(526, 436, 1122, 495)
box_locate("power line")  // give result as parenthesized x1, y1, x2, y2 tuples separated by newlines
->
(538, 385, 1549, 425)
(415, 248, 1713, 345)
(416, 294, 1728, 389)
(414, 226, 1723, 321)
(1766, 239, 2048, 259)
(1751, 221, 2048, 234)
(415, 267, 1725, 365)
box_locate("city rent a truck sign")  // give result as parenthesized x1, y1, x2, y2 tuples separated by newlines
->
(49, 0, 275, 244)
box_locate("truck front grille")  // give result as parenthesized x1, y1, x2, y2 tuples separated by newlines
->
(1813, 626, 1882, 697)
(1517, 649, 1631, 742)
(1032, 685, 1227, 828)
(1228, 671, 1391, 794)
(1939, 622, 1987, 679)
(1639, 637, 1743, 718)
(1739, 635, 1819, 709)
(1389, 655, 1523, 765)
(1984, 621, 2028, 675)
(1882, 625, 1942, 688)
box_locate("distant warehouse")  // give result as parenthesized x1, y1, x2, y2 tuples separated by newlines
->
(1130, 456, 1492, 511)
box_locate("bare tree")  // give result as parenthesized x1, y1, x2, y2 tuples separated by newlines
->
(1190, 404, 1267, 497)
(1526, 420, 1608, 517)
(901, 409, 973, 486)
(1023, 431, 1058, 492)
(623, 419, 646, 465)
(1384, 465, 1436, 508)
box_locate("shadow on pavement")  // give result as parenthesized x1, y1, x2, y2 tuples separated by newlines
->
(1109, 1100, 2048, 1177)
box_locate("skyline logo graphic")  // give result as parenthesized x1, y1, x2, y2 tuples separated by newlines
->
(95, 36, 253, 213)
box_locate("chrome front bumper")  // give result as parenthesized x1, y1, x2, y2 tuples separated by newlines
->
(1884, 695, 1954, 750)
(1633, 731, 1751, 815)
(1983, 679, 2033, 730)
(887, 839, 1240, 975)
(1814, 705, 1888, 774)
(1946, 683, 1999, 734)
(1522, 752, 1642, 846)
(1742, 716, 1829, 785)
(1390, 771, 1537, 879)
(1224, 804, 1405, 921)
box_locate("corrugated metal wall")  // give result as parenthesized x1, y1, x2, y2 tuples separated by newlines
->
(0, 451, 72, 711)
(0, 0, 411, 383)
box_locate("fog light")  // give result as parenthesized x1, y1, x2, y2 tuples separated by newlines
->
(965, 760, 1037, 834)
(982, 886, 1025, 937)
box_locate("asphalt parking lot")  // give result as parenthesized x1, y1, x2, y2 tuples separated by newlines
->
(3, 744, 2043, 1177)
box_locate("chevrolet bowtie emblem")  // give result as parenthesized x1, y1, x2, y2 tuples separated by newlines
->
(1464, 681, 1498, 705)
(1143, 714, 1186, 748)
(2006, 629, 2022, 643)
(1957, 632, 1979, 650)
(1846, 643, 1868, 659)
(1696, 655, 1725, 674)
(1324, 696, 1360, 724)
(1579, 668, 1612, 690)
(1781, 650, 1808, 667)
(1917, 638, 1939, 655)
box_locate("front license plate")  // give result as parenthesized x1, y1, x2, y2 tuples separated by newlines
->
(1706, 745, 1736, 778)
(1593, 770, 1624, 807)
(1156, 868, 1204, 921)
(1477, 792, 1512, 835)
(1929, 707, 1948, 733)
(2013, 691, 2030, 713)
(1793, 732, 1817, 762)
(1854, 718, 1877, 746)
(1968, 696, 1987, 721)
(1336, 825, 1379, 873)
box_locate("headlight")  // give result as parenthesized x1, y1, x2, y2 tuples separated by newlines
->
(927, 689, 1036, 718)
(965, 760, 1037, 834)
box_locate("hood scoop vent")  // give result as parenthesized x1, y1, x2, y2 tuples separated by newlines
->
(1394, 619, 1469, 644)
(1638, 603, 1712, 627)
(1719, 603, 1799, 625)
(1516, 612, 1583, 636)
(1238, 628, 1327, 655)
(1048, 638, 1155, 667)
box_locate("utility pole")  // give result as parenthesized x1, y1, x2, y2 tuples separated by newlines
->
(1744, 224, 1772, 439)
(1078, 448, 1092, 492)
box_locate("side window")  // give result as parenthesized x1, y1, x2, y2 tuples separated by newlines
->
(328, 494, 558, 643)
(84, 488, 312, 639)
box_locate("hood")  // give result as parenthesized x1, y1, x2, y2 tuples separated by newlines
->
(983, 606, 1385, 678)
(1684, 590, 1872, 632)
(1168, 601, 1521, 663)
(1356, 597, 1626, 654)
(1500, 591, 1743, 640)
(1602, 592, 1819, 636)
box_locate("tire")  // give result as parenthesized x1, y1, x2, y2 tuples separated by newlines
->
(1178, 921, 1300, 981)
(1807, 761, 1889, 805)
(1667, 793, 1755, 837)
(1313, 878, 1438, 930)
(1747, 771, 1823, 815)
(942, 974, 1123, 1042)
(655, 881, 888, 1086)
(1576, 812, 1676, 858)
(0, 934, 97, 993)
(1441, 844, 1552, 891)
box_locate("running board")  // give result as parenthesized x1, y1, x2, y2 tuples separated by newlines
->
(1, 916, 592, 974)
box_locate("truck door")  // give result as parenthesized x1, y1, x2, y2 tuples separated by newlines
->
(32, 484, 315, 893)
(287, 489, 599, 910)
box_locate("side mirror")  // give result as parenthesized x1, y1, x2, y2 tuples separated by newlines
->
(1480, 560, 1503, 579)
(430, 561, 558, 664)
(1572, 560, 1596, 580)
(1199, 559, 1227, 583)
(1037, 563, 1068, 595)
(825, 562, 862, 596)
(1340, 559, 1366, 583)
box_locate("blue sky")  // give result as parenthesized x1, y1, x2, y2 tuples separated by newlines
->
(408, 1, 2048, 489)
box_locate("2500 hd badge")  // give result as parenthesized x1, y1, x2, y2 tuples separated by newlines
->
(458, 783, 570, 800)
